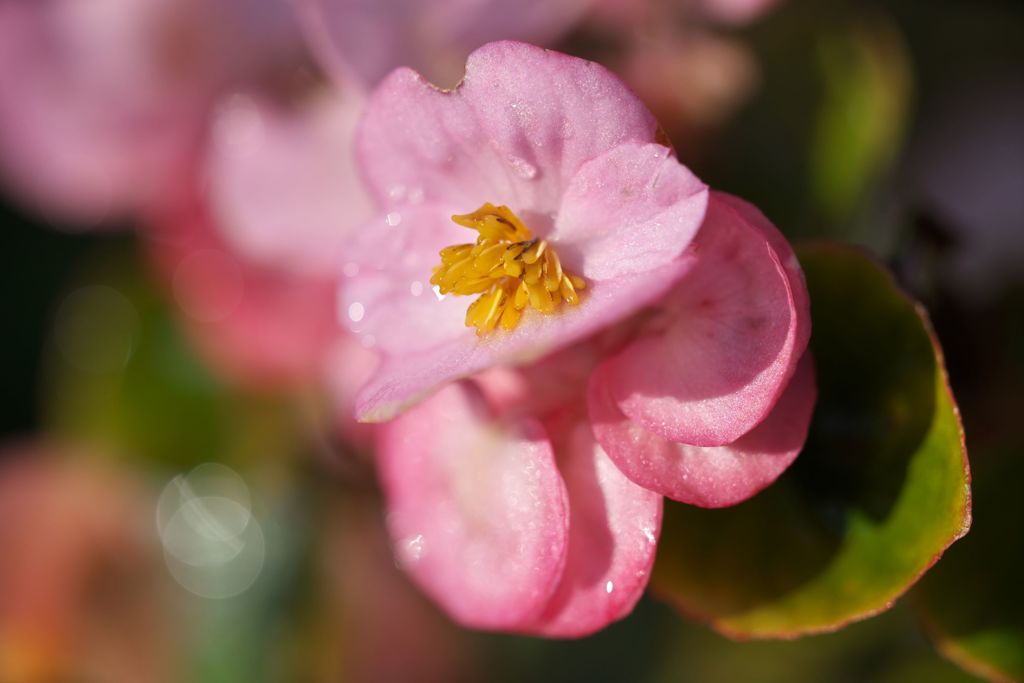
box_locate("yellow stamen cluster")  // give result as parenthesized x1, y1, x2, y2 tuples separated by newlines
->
(430, 203, 586, 336)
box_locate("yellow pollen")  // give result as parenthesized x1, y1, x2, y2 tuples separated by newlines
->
(430, 203, 586, 336)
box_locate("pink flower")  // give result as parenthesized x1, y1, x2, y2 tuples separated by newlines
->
(341, 41, 813, 634)
(341, 40, 709, 421)
(378, 379, 662, 636)
(144, 87, 375, 404)
(142, 85, 383, 449)
(372, 197, 815, 636)
(0, 0, 306, 225)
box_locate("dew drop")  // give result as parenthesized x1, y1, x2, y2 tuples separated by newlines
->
(508, 155, 538, 180)
(432, 285, 447, 301)
(388, 184, 407, 201)
(401, 534, 426, 564)
(347, 302, 365, 323)
(605, 580, 614, 594)
(385, 211, 402, 227)
(410, 281, 424, 297)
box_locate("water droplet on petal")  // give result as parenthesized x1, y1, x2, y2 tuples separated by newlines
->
(400, 534, 426, 564)
(388, 184, 407, 201)
(410, 281, 424, 297)
(385, 211, 402, 227)
(605, 580, 614, 594)
(432, 285, 447, 301)
(508, 155, 538, 180)
(347, 302, 365, 323)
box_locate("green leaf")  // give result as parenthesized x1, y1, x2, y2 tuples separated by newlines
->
(811, 18, 911, 223)
(912, 448, 1024, 683)
(651, 243, 971, 638)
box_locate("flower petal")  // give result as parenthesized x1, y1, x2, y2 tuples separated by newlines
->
(550, 142, 708, 279)
(598, 191, 811, 446)
(340, 204, 476, 356)
(713, 192, 810, 319)
(206, 89, 374, 277)
(528, 413, 662, 637)
(377, 381, 569, 631)
(590, 353, 816, 507)
(355, 41, 657, 214)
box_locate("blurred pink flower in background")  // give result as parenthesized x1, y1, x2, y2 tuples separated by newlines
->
(591, 0, 781, 26)
(0, 0, 306, 226)
(0, 444, 173, 683)
(145, 86, 371, 396)
(619, 31, 758, 135)
(294, 0, 594, 87)
(340, 41, 812, 634)
(586, 0, 782, 155)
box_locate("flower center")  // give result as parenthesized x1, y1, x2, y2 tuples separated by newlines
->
(430, 203, 586, 336)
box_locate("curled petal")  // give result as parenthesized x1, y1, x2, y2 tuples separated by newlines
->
(599, 191, 811, 446)
(590, 353, 817, 507)
(550, 142, 708, 279)
(377, 382, 569, 631)
(713, 192, 810, 321)
(528, 414, 662, 637)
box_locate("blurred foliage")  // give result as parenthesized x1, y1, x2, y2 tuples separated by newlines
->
(912, 448, 1024, 683)
(41, 246, 302, 473)
(810, 16, 910, 225)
